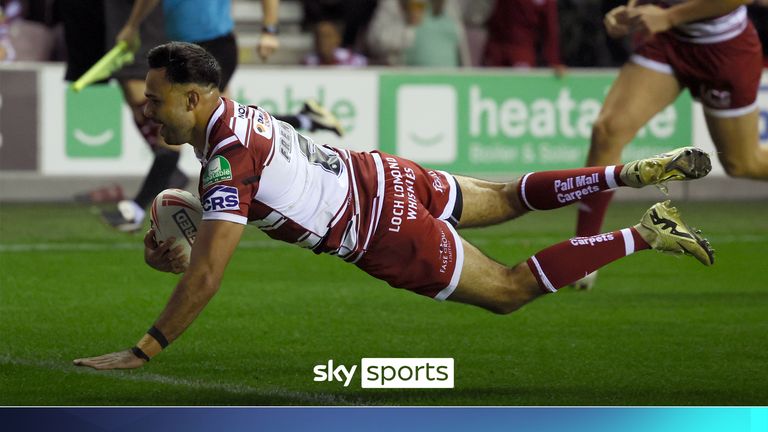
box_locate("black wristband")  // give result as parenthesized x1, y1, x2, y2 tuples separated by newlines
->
(131, 346, 150, 362)
(148, 326, 170, 348)
(261, 24, 279, 35)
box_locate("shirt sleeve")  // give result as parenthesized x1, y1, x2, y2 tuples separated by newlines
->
(200, 144, 257, 225)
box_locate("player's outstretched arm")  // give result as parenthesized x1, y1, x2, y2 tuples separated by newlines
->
(74, 220, 245, 370)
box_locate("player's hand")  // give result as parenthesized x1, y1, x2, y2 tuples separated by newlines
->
(627, 5, 673, 38)
(256, 33, 280, 61)
(604, 5, 632, 38)
(144, 229, 188, 274)
(116, 24, 141, 52)
(73, 349, 146, 370)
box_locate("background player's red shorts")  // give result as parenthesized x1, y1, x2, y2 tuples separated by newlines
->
(632, 23, 763, 117)
(355, 153, 464, 300)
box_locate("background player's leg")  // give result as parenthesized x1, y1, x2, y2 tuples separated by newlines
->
(705, 109, 768, 180)
(577, 63, 682, 237)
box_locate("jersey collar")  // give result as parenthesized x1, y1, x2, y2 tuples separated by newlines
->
(198, 98, 226, 164)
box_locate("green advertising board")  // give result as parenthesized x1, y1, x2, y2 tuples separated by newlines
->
(379, 72, 692, 174)
(66, 84, 123, 158)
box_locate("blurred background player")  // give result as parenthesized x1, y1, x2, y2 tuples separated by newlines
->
(573, 0, 766, 289)
(99, 0, 343, 232)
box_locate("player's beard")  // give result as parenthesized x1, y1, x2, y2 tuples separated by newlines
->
(159, 125, 184, 145)
(159, 119, 193, 145)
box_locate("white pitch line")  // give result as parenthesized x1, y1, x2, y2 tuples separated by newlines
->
(0, 353, 353, 405)
(0, 234, 766, 253)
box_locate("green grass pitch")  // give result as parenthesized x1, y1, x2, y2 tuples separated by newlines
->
(1, 201, 766, 405)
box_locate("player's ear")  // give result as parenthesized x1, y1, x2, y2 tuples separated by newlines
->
(186, 90, 200, 111)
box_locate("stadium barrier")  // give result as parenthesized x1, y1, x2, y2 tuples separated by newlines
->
(0, 64, 766, 201)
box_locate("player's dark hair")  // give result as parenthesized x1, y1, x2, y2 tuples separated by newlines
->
(147, 42, 221, 89)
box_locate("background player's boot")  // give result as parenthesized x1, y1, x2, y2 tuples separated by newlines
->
(635, 200, 715, 266)
(620, 147, 711, 192)
(303, 99, 345, 137)
(101, 200, 145, 233)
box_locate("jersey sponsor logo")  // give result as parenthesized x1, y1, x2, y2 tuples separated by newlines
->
(236, 104, 248, 119)
(438, 227, 453, 274)
(569, 233, 615, 247)
(202, 185, 240, 212)
(202, 155, 233, 188)
(254, 107, 273, 140)
(278, 122, 293, 162)
(428, 171, 445, 194)
(297, 133, 342, 175)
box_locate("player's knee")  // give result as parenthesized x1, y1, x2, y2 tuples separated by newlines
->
(487, 267, 529, 315)
(591, 113, 634, 150)
(488, 300, 523, 315)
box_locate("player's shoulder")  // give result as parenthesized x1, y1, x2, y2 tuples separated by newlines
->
(214, 98, 275, 148)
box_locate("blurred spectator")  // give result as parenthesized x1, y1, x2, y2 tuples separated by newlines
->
(366, 0, 470, 67)
(0, 0, 57, 61)
(557, 0, 628, 67)
(339, 0, 378, 50)
(302, 0, 345, 29)
(301, 0, 378, 51)
(482, 0, 564, 74)
(0, 1, 20, 62)
(748, 0, 768, 67)
(303, 19, 367, 66)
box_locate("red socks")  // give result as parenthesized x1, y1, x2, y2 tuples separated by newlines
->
(517, 166, 625, 211)
(526, 228, 650, 293)
(576, 190, 615, 236)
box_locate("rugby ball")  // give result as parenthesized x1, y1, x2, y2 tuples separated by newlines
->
(150, 189, 203, 265)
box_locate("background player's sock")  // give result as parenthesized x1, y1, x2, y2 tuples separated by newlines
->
(526, 228, 650, 293)
(576, 190, 615, 236)
(134, 148, 181, 209)
(517, 166, 625, 211)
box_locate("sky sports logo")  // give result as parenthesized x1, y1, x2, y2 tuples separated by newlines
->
(313, 358, 454, 388)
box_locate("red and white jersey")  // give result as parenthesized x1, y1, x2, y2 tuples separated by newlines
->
(197, 98, 385, 262)
(655, 0, 747, 44)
